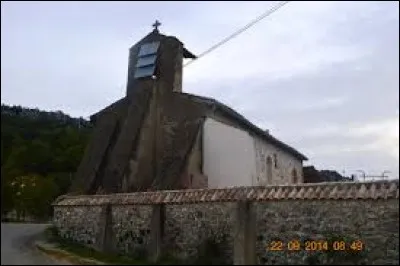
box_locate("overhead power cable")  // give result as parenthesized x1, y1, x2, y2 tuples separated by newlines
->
(184, 1, 290, 68)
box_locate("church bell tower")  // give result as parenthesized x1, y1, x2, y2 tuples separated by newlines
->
(70, 22, 198, 195)
(125, 20, 196, 98)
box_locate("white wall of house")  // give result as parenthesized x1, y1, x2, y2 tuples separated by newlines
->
(202, 118, 256, 188)
(202, 118, 304, 188)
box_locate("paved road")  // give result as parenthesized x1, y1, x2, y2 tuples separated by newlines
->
(1, 223, 66, 265)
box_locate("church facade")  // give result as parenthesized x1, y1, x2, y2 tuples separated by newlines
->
(70, 25, 307, 195)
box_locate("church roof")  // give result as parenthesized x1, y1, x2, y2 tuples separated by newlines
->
(89, 97, 128, 123)
(177, 92, 308, 161)
(90, 91, 307, 161)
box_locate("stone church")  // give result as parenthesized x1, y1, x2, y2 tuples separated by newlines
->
(70, 23, 308, 195)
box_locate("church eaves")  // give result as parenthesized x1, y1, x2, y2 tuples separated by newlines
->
(177, 92, 308, 161)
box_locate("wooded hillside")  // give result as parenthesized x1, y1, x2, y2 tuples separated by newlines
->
(1, 104, 93, 220)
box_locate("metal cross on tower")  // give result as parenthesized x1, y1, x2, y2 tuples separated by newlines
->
(152, 20, 161, 31)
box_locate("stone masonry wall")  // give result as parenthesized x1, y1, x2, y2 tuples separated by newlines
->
(256, 200, 399, 265)
(112, 206, 153, 255)
(164, 203, 235, 263)
(253, 135, 303, 186)
(53, 206, 103, 248)
(53, 181, 399, 265)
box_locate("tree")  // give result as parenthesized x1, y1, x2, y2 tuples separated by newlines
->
(1, 103, 93, 220)
(1, 169, 15, 217)
(11, 175, 60, 220)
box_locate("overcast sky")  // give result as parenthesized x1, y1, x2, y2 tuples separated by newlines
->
(1, 1, 399, 179)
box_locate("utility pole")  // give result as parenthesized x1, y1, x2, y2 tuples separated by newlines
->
(356, 170, 366, 182)
(381, 170, 391, 180)
(358, 173, 390, 181)
(354, 170, 390, 181)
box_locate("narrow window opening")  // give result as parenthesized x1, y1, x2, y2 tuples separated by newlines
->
(266, 156, 273, 184)
(292, 168, 298, 184)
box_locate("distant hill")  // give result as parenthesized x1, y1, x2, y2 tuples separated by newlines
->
(1, 104, 93, 220)
(1, 104, 91, 128)
(1, 104, 92, 166)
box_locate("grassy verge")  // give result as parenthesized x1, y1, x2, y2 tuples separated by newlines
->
(42, 226, 180, 265)
(36, 244, 104, 265)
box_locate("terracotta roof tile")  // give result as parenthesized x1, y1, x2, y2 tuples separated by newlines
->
(370, 184, 378, 199)
(53, 180, 399, 207)
(389, 182, 397, 197)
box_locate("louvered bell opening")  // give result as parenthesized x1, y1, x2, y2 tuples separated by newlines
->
(134, 41, 160, 79)
(135, 65, 157, 79)
(136, 54, 157, 68)
(138, 42, 160, 57)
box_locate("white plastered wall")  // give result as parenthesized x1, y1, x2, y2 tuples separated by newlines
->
(202, 118, 257, 188)
(202, 117, 304, 188)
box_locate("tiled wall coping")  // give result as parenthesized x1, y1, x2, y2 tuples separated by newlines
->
(53, 180, 399, 207)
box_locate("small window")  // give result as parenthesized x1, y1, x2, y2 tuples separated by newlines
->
(273, 154, 278, 168)
(292, 168, 298, 183)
